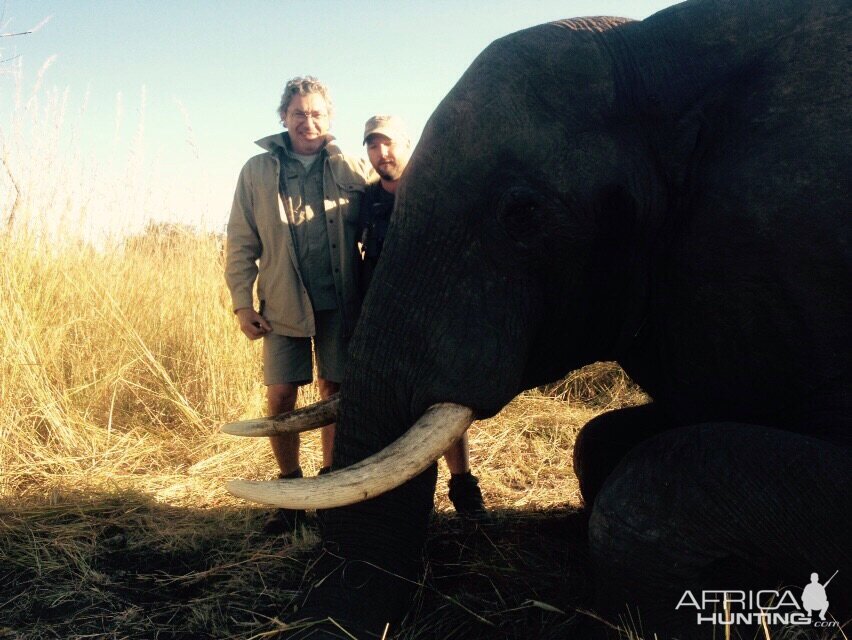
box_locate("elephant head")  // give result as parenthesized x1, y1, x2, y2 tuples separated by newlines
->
(228, 0, 851, 635)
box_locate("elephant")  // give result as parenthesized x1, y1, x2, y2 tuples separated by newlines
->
(225, 0, 850, 637)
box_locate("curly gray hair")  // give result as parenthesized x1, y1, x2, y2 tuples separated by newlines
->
(277, 76, 334, 123)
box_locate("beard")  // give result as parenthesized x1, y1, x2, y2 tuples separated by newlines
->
(377, 161, 404, 182)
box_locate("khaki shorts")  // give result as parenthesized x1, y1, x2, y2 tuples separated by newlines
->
(262, 309, 348, 386)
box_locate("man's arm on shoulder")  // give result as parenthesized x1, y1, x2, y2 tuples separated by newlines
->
(331, 153, 377, 187)
(356, 157, 378, 184)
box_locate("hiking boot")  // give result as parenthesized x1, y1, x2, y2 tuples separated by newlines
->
(262, 467, 306, 535)
(448, 472, 487, 519)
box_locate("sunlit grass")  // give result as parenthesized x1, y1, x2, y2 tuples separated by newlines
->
(1, 229, 279, 497)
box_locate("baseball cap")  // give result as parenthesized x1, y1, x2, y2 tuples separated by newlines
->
(363, 114, 409, 144)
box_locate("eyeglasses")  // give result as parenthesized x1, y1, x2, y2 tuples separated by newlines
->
(288, 110, 329, 123)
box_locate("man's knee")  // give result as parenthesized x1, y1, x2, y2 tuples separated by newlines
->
(316, 377, 340, 400)
(267, 383, 299, 414)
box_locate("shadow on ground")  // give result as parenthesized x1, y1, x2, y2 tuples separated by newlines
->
(0, 489, 600, 639)
(403, 507, 595, 639)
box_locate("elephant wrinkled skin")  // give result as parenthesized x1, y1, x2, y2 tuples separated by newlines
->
(261, 0, 851, 637)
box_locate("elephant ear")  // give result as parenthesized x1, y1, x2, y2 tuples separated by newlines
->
(653, 104, 711, 191)
(589, 182, 651, 359)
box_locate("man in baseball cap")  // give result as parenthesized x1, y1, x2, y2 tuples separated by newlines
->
(357, 114, 488, 519)
(362, 115, 411, 184)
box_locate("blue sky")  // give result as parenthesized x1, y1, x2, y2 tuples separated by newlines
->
(1, 0, 677, 234)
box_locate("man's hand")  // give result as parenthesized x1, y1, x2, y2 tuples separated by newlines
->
(235, 307, 272, 340)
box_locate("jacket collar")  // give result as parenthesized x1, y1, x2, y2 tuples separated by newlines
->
(255, 132, 341, 158)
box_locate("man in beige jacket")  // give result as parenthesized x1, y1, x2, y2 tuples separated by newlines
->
(225, 76, 371, 533)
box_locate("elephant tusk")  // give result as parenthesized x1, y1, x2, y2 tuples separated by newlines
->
(220, 393, 340, 437)
(225, 403, 474, 509)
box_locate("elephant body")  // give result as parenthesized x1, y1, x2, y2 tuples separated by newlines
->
(292, 0, 850, 637)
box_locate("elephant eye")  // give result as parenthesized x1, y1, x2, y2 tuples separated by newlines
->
(496, 186, 545, 252)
